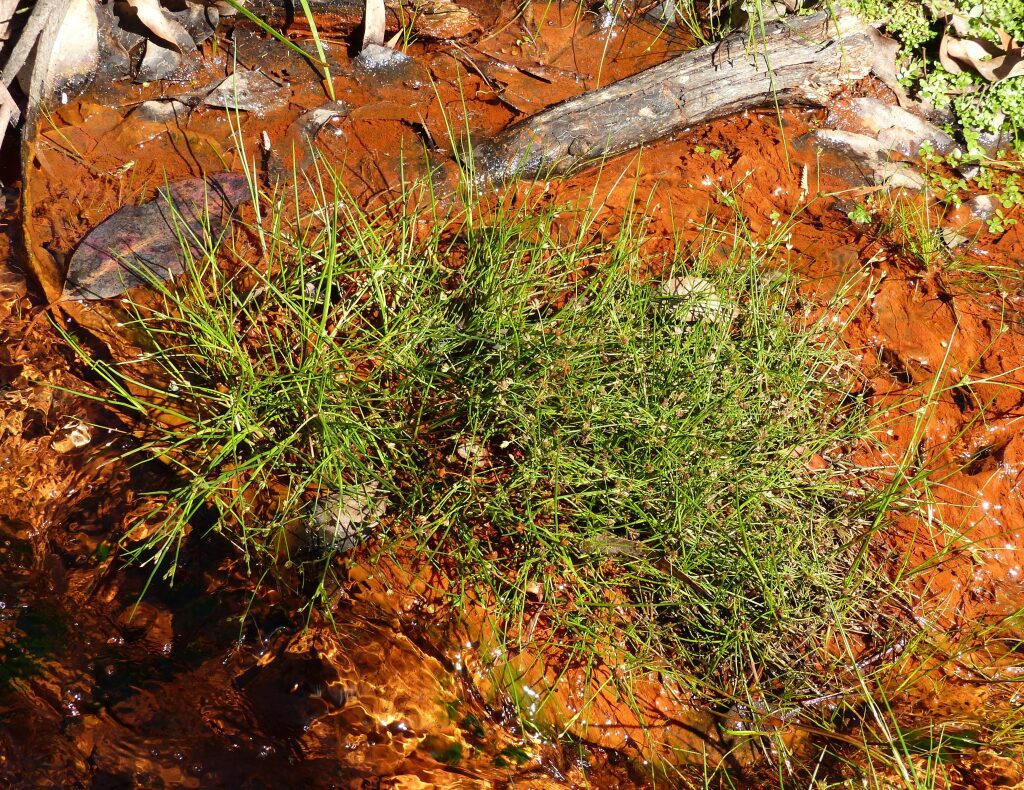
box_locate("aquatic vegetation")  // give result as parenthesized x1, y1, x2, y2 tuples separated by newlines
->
(11, 0, 1020, 781)
(59, 163, 898, 729)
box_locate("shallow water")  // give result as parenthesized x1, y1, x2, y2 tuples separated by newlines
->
(3, 0, 1024, 785)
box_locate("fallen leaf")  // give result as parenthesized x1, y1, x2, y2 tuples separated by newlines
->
(167, 2, 221, 45)
(212, 0, 237, 16)
(118, 0, 195, 52)
(0, 83, 19, 150)
(63, 172, 251, 300)
(203, 67, 288, 113)
(45, 0, 99, 94)
(939, 25, 1024, 84)
(135, 39, 181, 82)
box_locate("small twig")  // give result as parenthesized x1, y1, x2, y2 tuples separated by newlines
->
(361, 0, 386, 50)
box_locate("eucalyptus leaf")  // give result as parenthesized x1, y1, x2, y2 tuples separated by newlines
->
(64, 173, 251, 301)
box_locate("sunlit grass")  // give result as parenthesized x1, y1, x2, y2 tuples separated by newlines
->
(68, 153, 1024, 786)
(59, 162, 897, 712)
(33, 0, 1024, 781)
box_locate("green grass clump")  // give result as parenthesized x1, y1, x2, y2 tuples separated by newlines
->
(422, 223, 879, 698)
(65, 172, 887, 714)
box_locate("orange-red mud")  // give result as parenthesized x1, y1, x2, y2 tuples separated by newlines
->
(2, 2, 1024, 786)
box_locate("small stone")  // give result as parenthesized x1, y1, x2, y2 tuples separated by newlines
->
(0, 269, 27, 301)
(660, 275, 737, 324)
(801, 130, 925, 191)
(309, 482, 387, 551)
(51, 421, 92, 453)
(593, 8, 617, 31)
(132, 98, 190, 123)
(298, 100, 350, 131)
(941, 226, 970, 249)
(874, 161, 926, 191)
(830, 97, 956, 157)
(356, 43, 411, 70)
(456, 441, 491, 470)
(810, 129, 888, 160)
(974, 129, 1016, 157)
(646, 0, 678, 23)
(265, 100, 350, 179)
(965, 195, 998, 221)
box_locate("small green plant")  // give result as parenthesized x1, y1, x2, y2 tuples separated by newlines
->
(834, 140, 1020, 293)
(987, 207, 1019, 234)
(849, 201, 874, 224)
(692, 144, 725, 160)
(920, 141, 1024, 213)
(870, 192, 947, 270)
(841, 0, 1024, 150)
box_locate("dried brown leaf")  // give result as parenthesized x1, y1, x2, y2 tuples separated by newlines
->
(939, 24, 1024, 84)
(63, 172, 251, 300)
(120, 0, 195, 52)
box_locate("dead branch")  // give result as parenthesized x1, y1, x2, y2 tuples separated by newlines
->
(471, 9, 896, 183)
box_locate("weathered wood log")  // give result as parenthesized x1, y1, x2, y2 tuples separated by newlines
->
(472, 9, 902, 183)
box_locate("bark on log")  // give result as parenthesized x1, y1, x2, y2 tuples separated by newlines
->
(472, 9, 898, 183)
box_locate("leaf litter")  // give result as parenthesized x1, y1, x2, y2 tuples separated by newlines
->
(63, 172, 251, 300)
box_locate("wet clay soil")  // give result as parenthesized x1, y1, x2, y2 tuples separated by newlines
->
(3, 2, 1024, 786)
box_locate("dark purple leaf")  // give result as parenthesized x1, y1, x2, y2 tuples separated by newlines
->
(63, 171, 251, 301)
